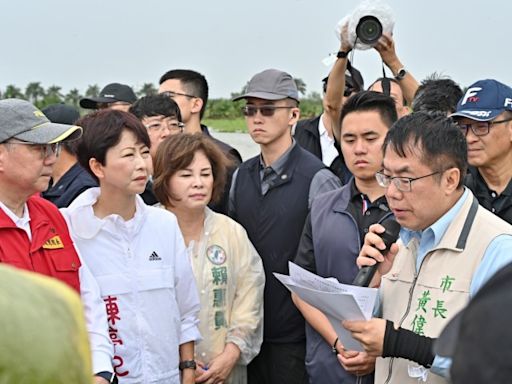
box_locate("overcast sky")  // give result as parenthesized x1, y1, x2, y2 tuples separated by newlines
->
(2, 0, 509, 98)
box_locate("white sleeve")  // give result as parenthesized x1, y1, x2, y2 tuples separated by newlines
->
(78, 252, 114, 374)
(172, 227, 202, 345)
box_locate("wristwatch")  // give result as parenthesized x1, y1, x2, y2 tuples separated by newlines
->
(179, 360, 197, 370)
(395, 67, 407, 81)
(95, 371, 117, 383)
(336, 49, 352, 59)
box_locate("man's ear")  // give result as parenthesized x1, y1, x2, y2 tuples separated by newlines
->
(289, 108, 300, 125)
(89, 158, 104, 181)
(444, 167, 461, 195)
(191, 97, 203, 115)
(0, 144, 7, 172)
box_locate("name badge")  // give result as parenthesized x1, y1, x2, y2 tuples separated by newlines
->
(43, 235, 64, 249)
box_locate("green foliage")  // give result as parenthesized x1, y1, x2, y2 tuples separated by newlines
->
(85, 84, 100, 98)
(65, 89, 82, 109)
(3, 85, 25, 99)
(0, 81, 323, 120)
(137, 83, 157, 97)
(205, 99, 245, 120)
(203, 118, 246, 133)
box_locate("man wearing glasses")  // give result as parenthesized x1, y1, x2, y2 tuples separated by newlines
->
(129, 94, 185, 205)
(0, 99, 115, 384)
(450, 79, 512, 224)
(340, 113, 512, 384)
(229, 69, 341, 384)
(158, 69, 242, 214)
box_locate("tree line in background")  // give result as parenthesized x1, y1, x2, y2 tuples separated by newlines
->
(0, 79, 323, 120)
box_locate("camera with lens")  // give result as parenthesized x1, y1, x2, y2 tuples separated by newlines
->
(336, 0, 395, 50)
(356, 15, 383, 45)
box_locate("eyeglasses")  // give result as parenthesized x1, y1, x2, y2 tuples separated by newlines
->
(241, 105, 293, 117)
(456, 117, 512, 137)
(144, 117, 184, 133)
(161, 90, 196, 99)
(375, 170, 441, 192)
(6, 140, 61, 159)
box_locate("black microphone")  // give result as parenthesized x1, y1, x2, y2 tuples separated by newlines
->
(352, 219, 401, 287)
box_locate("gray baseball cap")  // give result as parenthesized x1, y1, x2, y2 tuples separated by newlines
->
(233, 69, 299, 102)
(0, 99, 82, 144)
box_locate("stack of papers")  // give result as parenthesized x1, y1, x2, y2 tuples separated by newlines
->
(274, 262, 378, 351)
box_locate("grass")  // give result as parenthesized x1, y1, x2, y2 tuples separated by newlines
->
(203, 118, 247, 133)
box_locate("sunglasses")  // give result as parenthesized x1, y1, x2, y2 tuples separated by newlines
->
(241, 105, 293, 117)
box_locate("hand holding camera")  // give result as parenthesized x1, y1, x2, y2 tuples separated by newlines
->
(336, 0, 395, 50)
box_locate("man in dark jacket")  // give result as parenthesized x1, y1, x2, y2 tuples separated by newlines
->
(42, 104, 97, 208)
(293, 91, 397, 384)
(229, 69, 341, 384)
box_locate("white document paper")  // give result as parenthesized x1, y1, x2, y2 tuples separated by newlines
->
(274, 262, 378, 351)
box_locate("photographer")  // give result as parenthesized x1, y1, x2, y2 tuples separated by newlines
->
(372, 32, 419, 107)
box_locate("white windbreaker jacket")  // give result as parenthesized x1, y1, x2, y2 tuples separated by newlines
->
(62, 188, 201, 384)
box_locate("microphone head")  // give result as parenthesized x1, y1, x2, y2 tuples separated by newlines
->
(381, 219, 401, 248)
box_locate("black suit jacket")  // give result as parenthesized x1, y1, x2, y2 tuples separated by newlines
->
(294, 115, 351, 184)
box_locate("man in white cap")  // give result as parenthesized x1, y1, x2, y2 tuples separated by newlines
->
(0, 99, 115, 384)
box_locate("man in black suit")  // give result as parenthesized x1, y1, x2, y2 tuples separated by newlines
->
(294, 62, 363, 184)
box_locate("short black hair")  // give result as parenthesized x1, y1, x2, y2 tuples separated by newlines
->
(412, 73, 463, 115)
(159, 69, 208, 119)
(129, 94, 182, 122)
(383, 112, 467, 188)
(76, 110, 151, 182)
(340, 91, 398, 130)
(368, 77, 407, 106)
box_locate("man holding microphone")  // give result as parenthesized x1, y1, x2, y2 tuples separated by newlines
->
(341, 112, 512, 384)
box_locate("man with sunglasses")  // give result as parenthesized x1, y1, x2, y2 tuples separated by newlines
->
(229, 69, 341, 384)
(340, 113, 512, 384)
(450, 79, 512, 224)
(158, 69, 242, 214)
(0, 99, 115, 384)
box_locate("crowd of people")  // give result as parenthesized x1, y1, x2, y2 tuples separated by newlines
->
(1, 14, 512, 384)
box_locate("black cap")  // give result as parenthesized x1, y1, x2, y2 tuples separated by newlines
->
(80, 83, 137, 109)
(42, 104, 80, 125)
(434, 261, 512, 383)
(322, 61, 364, 96)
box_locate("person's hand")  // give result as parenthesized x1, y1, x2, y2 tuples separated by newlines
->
(337, 349, 376, 376)
(357, 223, 399, 285)
(94, 377, 109, 384)
(374, 33, 401, 72)
(339, 22, 353, 53)
(342, 318, 387, 356)
(195, 344, 240, 384)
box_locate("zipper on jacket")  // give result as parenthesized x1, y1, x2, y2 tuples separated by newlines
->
(383, 246, 424, 384)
